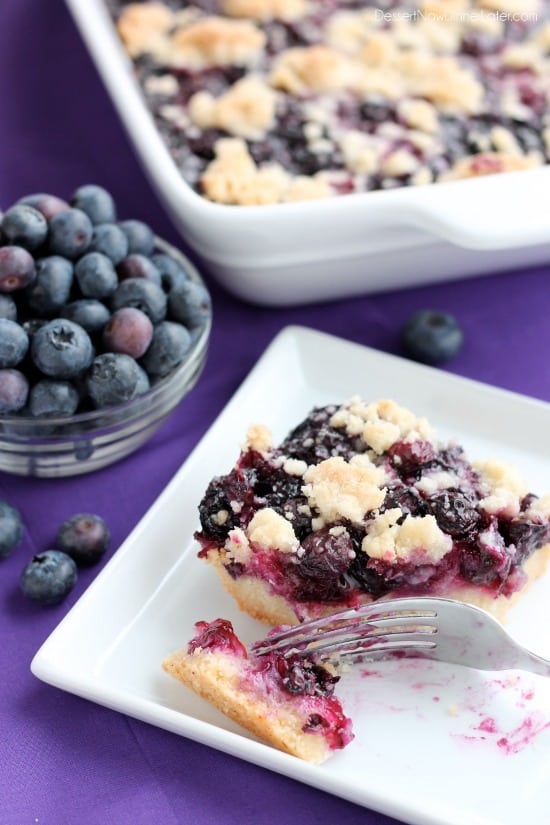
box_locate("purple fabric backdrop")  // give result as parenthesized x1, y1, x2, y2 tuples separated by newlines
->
(1, 2, 549, 824)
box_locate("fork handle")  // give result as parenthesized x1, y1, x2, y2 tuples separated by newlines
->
(519, 650, 550, 678)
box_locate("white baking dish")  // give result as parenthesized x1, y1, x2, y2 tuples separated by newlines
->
(65, 0, 550, 306)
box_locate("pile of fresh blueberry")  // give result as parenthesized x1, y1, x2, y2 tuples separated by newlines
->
(0, 184, 211, 416)
(1, 496, 109, 605)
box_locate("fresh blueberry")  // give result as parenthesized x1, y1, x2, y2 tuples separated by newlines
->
(1, 204, 48, 251)
(110, 277, 167, 323)
(20, 549, 77, 606)
(61, 299, 110, 335)
(151, 252, 190, 292)
(25, 256, 74, 316)
(141, 320, 192, 377)
(0, 319, 29, 367)
(0, 246, 36, 292)
(103, 307, 153, 359)
(75, 252, 118, 299)
(0, 369, 29, 413)
(71, 184, 116, 225)
(168, 281, 211, 330)
(56, 513, 110, 566)
(31, 318, 94, 379)
(48, 208, 93, 259)
(119, 220, 155, 256)
(18, 192, 70, 220)
(86, 352, 150, 408)
(0, 294, 17, 321)
(117, 254, 161, 285)
(401, 310, 463, 365)
(29, 379, 80, 417)
(0, 499, 24, 558)
(88, 222, 128, 265)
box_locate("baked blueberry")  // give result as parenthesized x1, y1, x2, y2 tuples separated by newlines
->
(61, 299, 111, 335)
(103, 307, 154, 359)
(426, 489, 481, 537)
(86, 352, 150, 408)
(20, 549, 77, 606)
(48, 208, 93, 259)
(0, 319, 29, 367)
(1, 204, 48, 251)
(401, 310, 463, 365)
(88, 222, 129, 265)
(56, 513, 110, 566)
(0, 499, 24, 559)
(168, 281, 211, 330)
(29, 379, 80, 417)
(141, 320, 192, 377)
(0, 245, 36, 292)
(75, 252, 118, 299)
(70, 184, 116, 225)
(0, 369, 29, 413)
(119, 219, 155, 256)
(31, 318, 94, 379)
(25, 256, 74, 316)
(110, 277, 167, 323)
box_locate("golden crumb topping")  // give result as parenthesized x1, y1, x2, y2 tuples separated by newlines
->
(247, 507, 299, 553)
(475, 458, 528, 516)
(189, 76, 277, 140)
(440, 152, 542, 180)
(269, 46, 360, 94)
(200, 137, 331, 204)
(303, 455, 385, 525)
(170, 16, 266, 69)
(224, 527, 252, 564)
(243, 423, 273, 454)
(330, 397, 435, 455)
(116, 2, 174, 57)
(361, 509, 453, 563)
(526, 495, 550, 519)
(222, 0, 308, 21)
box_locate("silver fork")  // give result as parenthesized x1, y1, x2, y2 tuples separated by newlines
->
(250, 597, 550, 677)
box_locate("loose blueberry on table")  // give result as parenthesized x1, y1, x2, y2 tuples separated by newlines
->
(0, 184, 210, 418)
(107, 0, 550, 205)
(20, 550, 78, 606)
(56, 513, 111, 566)
(401, 309, 463, 365)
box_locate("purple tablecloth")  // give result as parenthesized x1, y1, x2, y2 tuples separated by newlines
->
(1, 2, 549, 823)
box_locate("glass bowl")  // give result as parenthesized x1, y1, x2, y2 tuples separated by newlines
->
(0, 239, 212, 478)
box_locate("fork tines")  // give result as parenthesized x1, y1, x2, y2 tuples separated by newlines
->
(250, 599, 440, 661)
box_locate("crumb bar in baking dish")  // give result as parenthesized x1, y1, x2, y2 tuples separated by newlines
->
(108, 0, 550, 205)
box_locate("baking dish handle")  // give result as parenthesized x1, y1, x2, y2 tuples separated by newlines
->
(398, 167, 550, 251)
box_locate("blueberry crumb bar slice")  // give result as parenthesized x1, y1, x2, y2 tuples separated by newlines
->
(195, 398, 550, 625)
(163, 617, 353, 763)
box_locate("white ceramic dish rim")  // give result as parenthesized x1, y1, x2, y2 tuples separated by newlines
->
(31, 325, 550, 825)
(65, 0, 550, 268)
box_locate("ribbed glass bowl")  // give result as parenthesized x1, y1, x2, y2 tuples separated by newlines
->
(0, 238, 211, 478)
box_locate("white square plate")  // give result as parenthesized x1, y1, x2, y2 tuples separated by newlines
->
(32, 326, 550, 825)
